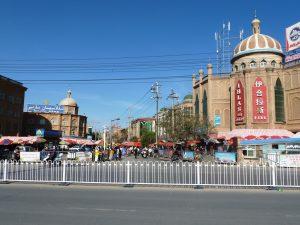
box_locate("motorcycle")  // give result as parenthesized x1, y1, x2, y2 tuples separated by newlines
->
(141, 149, 148, 158)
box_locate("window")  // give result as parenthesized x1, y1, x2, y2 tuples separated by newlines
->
(249, 61, 256, 68)
(260, 59, 267, 67)
(243, 146, 256, 158)
(202, 90, 208, 120)
(0, 91, 5, 100)
(274, 78, 285, 122)
(8, 96, 14, 104)
(241, 63, 246, 70)
(40, 119, 46, 125)
(62, 119, 67, 126)
(271, 60, 276, 67)
(195, 94, 200, 117)
(234, 65, 238, 72)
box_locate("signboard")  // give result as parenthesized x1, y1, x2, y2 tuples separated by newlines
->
(235, 80, 245, 124)
(286, 22, 300, 52)
(286, 144, 300, 150)
(20, 152, 40, 162)
(27, 104, 64, 114)
(252, 77, 268, 122)
(75, 151, 92, 161)
(140, 121, 153, 131)
(182, 151, 195, 161)
(36, 129, 45, 137)
(215, 152, 236, 163)
(279, 154, 300, 167)
(214, 115, 221, 126)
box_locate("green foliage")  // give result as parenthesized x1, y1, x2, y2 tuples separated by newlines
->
(130, 136, 138, 142)
(141, 130, 156, 147)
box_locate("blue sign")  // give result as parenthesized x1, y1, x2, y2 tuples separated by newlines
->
(36, 129, 45, 137)
(183, 151, 195, 161)
(27, 104, 64, 114)
(215, 152, 236, 163)
(214, 115, 221, 126)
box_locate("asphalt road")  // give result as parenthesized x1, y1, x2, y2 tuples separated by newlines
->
(0, 184, 299, 225)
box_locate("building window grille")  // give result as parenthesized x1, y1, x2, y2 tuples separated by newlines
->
(274, 78, 285, 122)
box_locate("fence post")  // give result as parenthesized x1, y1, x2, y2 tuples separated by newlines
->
(272, 164, 276, 187)
(3, 160, 7, 182)
(126, 161, 131, 184)
(62, 160, 66, 182)
(197, 161, 200, 185)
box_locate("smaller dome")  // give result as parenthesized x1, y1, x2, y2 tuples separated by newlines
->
(183, 94, 192, 103)
(59, 90, 77, 107)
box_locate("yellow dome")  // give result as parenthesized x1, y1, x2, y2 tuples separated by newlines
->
(232, 18, 283, 63)
(59, 90, 77, 107)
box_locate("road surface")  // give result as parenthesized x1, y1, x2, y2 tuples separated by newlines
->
(0, 184, 299, 225)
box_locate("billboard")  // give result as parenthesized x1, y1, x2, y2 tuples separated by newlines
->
(215, 152, 236, 164)
(27, 104, 64, 114)
(214, 115, 221, 126)
(286, 22, 300, 52)
(235, 80, 245, 124)
(252, 77, 268, 122)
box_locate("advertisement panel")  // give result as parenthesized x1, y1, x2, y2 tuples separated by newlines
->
(235, 80, 245, 124)
(252, 77, 268, 122)
(27, 104, 64, 114)
(215, 152, 236, 163)
(286, 22, 300, 52)
(20, 152, 40, 162)
(214, 115, 221, 126)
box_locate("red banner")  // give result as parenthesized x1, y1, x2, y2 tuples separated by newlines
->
(252, 77, 268, 122)
(235, 80, 245, 124)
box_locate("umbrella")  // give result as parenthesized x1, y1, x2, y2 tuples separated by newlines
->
(59, 141, 69, 145)
(270, 135, 282, 139)
(244, 135, 257, 140)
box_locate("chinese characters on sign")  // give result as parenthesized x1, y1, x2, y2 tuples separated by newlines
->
(235, 80, 245, 124)
(252, 77, 268, 122)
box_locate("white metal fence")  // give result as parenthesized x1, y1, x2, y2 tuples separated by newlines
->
(0, 160, 299, 188)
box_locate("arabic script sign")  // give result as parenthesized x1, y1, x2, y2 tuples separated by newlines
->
(27, 104, 64, 114)
(235, 80, 245, 124)
(252, 77, 268, 122)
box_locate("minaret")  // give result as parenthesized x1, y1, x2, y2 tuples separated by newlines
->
(252, 17, 260, 34)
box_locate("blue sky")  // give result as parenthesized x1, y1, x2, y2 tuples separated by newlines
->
(0, 0, 299, 130)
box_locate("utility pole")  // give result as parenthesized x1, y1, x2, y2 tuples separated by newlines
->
(110, 118, 120, 147)
(151, 82, 161, 146)
(103, 126, 107, 150)
(167, 89, 179, 138)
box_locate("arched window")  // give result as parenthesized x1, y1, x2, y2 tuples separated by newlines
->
(235, 65, 238, 72)
(260, 59, 267, 67)
(271, 60, 276, 67)
(274, 78, 285, 122)
(202, 90, 208, 120)
(195, 94, 199, 117)
(241, 63, 246, 70)
(249, 60, 256, 68)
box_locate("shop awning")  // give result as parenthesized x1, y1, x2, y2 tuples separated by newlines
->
(227, 129, 294, 139)
(240, 138, 300, 146)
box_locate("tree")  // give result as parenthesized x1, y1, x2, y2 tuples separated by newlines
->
(130, 136, 138, 142)
(159, 107, 215, 141)
(140, 130, 156, 147)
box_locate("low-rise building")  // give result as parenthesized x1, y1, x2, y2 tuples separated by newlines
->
(128, 117, 155, 140)
(23, 90, 87, 138)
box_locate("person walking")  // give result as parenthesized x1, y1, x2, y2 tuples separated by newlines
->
(118, 148, 122, 160)
(134, 147, 138, 159)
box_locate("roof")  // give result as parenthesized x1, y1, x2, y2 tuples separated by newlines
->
(59, 90, 77, 107)
(231, 18, 283, 63)
(0, 75, 27, 90)
(132, 117, 155, 123)
(240, 138, 300, 146)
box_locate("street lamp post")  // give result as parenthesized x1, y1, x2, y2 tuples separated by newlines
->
(110, 118, 120, 147)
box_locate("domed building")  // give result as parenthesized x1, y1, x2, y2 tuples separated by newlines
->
(192, 17, 300, 133)
(23, 90, 87, 138)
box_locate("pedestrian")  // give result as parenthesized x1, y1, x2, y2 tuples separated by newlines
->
(118, 148, 122, 160)
(134, 147, 138, 159)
